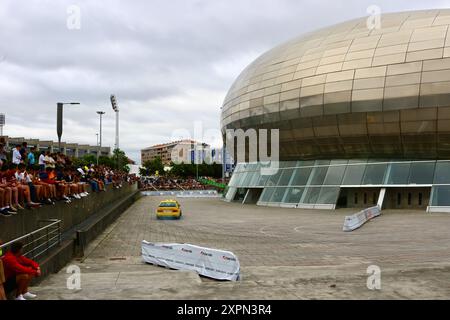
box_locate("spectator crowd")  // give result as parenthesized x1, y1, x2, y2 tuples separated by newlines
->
(141, 177, 206, 191)
(0, 139, 136, 217)
(140, 176, 228, 191)
(0, 138, 139, 300)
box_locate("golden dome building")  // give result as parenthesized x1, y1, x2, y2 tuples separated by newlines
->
(222, 9, 450, 212)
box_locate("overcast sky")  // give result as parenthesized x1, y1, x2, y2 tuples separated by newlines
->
(1, 0, 449, 163)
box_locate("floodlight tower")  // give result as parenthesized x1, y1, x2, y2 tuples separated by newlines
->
(110, 95, 119, 151)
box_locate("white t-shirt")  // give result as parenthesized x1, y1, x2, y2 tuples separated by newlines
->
(45, 155, 56, 168)
(39, 154, 45, 165)
(12, 149, 22, 165)
(15, 171, 25, 182)
(25, 173, 33, 183)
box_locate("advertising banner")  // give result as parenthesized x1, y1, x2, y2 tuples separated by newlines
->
(343, 206, 381, 232)
(141, 190, 220, 197)
(141, 241, 240, 281)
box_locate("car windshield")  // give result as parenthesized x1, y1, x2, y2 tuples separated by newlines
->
(159, 202, 177, 208)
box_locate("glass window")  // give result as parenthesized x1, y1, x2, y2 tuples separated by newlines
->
(259, 187, 276, 202)
(289, 167, 313, 186)
(225, 187, 237, 201)
(249, 171, 262, 186)
(253, 162, 262, 172)
(315, 160, 331, 166)
(297, 160, 315, 167)
(159, 202, 177, 208)
(309, 167, 328, 185)
(265, 169, 283, 187)
(342, 164, 366, 185)
(235, 172, 248, 186)
(348, 159, 368, 164)
(317, 187, 341, 204)
(330, 160, 349, 165)
(270, 187, 287, 203)
(280, 161, 297, 168)
(237, 173, 247, 186)
(386, 162, 411, 184)
(434, 161, 450, 184)
(283, 187, 305, 204)
(277, 168, 295, 186)
(257, 174, 270, 187)
(409, 162, 436, 184)
(431, 186, 450, 206)
(228, 173, 239, 187)
(323, 166, 346, 185)
(302, 187, 321, 204)
(242, 171, 255, 186)
(362, 164, 388, 185)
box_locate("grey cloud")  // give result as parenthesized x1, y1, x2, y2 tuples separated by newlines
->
(0, 0, 447, 162)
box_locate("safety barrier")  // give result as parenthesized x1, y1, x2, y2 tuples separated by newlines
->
(141, 190, 220, 198)
(343, 206, 381, 232)
(142, 241, 240, 281)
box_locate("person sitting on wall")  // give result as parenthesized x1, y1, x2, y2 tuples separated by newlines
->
(42, 167, 71, 203)
(73, 169, 89, 195)
(44, 151, 55, 169)
(1, 164, 23, 211)
(15, 164, 41, 208)
(39, 168, 59, 202)
(81, 168, 99, 192)
(62, 168, 85, 199)
(1, 241, 40, 300)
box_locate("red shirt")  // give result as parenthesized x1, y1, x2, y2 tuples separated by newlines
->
(5, 169, 16, 182)
(1, 251, 39, 279)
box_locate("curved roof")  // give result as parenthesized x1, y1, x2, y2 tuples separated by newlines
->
(221, 9, 450, 131)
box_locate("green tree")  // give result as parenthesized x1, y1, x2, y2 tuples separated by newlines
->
(112, 148, 130, 172)
(169, 162, 223, 179)
(141, 156, 164, 176)
(71, 149, 131, 173)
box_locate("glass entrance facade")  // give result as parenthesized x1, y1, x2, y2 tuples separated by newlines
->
(225, 160, 450, 211)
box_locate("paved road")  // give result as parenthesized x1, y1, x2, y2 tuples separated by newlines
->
(32, 195, 450, 299)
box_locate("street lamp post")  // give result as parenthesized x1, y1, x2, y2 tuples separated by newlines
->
(57, 102, 80, 153)
(96, 111, 105, 165)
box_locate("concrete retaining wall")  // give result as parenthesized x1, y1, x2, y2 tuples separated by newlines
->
(0, 183, 138, 243)
(1, 183, 140, 292)
(32, 189, 141, 284)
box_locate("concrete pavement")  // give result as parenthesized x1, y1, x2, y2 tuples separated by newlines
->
(31, 196, 450, 299)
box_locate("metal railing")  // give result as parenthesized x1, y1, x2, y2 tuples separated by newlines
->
(0, 219, 61, 260)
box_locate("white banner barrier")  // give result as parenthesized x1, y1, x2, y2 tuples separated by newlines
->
(141, 241, 240, 281)
(343, 206, 381, 232)
(177, 190, 220, 198)
(141, 190, 220, 198)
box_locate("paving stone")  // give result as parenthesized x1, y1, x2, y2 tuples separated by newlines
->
(31, 196, 450, 299)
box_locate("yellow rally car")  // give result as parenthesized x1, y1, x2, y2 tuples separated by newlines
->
(156, 199, 182, 220)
